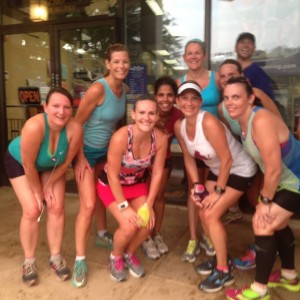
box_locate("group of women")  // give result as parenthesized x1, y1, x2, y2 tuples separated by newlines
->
(4, 39, 300, 300)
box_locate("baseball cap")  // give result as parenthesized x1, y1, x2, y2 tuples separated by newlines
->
(236, 32, 256, 44)
(177, 81, 202, 97)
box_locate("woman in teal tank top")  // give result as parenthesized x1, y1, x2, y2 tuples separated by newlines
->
(224, 76, 300, 300)
(71, 44, 130, 287)
(4, 87, 82, 286)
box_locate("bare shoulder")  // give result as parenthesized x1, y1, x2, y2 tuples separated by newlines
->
(111, 125, 128, 143)
(66, 118, 83, 134)
(22, 113, 45, 134)
(154, 127, 168, 145)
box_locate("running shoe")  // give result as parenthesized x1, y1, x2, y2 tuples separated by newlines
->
(234, 244, 256, 270)
(222, 208, 243, 225)
(181, 239, 200, 263)
(196, 255, 233, 275)
(71, 259, 88, 287)
(50, 256, 71, 281)
(199, 234, 216, 256)
(23, 261, 39, 286)
(109, 255, 127, 282)
(199, 268, 234, 293)
(268, 269, 300, 292)
(142, 237, 160, 259)
(226, 284, 270, 300)
(95, 232, 113, 250)
(153, 233, 168, 255)
(124, 254, 145, 278)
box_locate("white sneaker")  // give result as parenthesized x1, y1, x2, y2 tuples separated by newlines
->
(142, 237, 160, 259)
(153, 233, 168, 255)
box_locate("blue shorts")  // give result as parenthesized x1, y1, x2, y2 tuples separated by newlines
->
(83, 144, 108, 167)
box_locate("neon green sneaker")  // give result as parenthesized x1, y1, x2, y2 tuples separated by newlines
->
(268, 269, 300, 292)
(226, 284, 270, 300)
(181, 239, 200, 263)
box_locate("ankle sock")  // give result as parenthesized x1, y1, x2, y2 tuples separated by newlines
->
(50, 254, 62, 262)
(251, 282, 268, 296)
(98, 230, 107, 237)
(75, 255, 86, 261)
(24, 257, 36, 265)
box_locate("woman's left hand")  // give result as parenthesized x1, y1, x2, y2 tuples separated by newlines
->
(253, 202, 276, 229)
(43, 185, 55, 207)
(202, 192, 221, 210)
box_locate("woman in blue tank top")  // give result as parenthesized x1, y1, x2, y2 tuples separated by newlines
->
(72, 44, 130, 287)
(224, 76, 300, 300)
(4, 87, 82, 286)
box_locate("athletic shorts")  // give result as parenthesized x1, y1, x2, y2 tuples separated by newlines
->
(83, 144, 108, 167)
(273, 188, 300, 212)
(4, 150, 25, 178)
(196, 159, 208, 169)
(96, 179, 149, 208)
(207, 171, 255, 192)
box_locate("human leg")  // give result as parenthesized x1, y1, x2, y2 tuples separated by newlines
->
(10, 176, 41, 285)
(43, 172, 70, 281)
(72, 168, 96, 287)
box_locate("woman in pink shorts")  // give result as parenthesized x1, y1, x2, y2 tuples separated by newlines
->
(96, 96, 167, 282)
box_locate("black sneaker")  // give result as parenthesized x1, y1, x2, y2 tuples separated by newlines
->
(196, 256, 216, 275)
(195, 255, 233, 275)
(199, 268, 234, 293)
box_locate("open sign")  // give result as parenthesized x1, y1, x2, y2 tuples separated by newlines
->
(18, 87, 41, 104)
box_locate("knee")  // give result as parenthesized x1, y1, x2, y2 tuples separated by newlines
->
(201, 210, 216, 227)
(117, 224, 135, 240)
(80, 198, 96, 217)
(22, 207, 40, 221)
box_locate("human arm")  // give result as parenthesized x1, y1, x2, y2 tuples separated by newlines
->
(106, 127, 140, 227)
(251, 110, 285, 227)
(43, 119, 83, 205)
(253, 87, 281, 119)
(21, 115, 45, 209)
(174, 119, 203, 206)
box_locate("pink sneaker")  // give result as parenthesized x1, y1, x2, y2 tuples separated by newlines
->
(268, 269, 300, 292)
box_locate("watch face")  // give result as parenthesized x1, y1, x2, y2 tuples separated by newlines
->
(214, 185, 224, 195)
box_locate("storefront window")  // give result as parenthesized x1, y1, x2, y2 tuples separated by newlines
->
(211, 0, 300, 131)
(2, 0, 121, 25)
(126, 0, 205, 93)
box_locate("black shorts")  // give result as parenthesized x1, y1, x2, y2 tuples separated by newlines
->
(196, 159, 208, 169)
(273, 188, 300, 213)
(4, 150, 25, 178)
(207, 171, 255, 192)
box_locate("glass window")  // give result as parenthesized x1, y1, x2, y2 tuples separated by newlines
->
(2, 0, 121, 25)
(211, 0, 300, 131)
(126, 0, 205, 93)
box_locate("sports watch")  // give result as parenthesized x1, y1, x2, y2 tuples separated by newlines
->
(214, 185, 225, 195)
(259, 194, 272, 205)
(117, 200, 129, 211)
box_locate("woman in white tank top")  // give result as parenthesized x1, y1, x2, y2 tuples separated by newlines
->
(174, 80, 257, 294)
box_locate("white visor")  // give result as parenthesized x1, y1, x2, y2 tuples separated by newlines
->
(178, 82, 202, 96)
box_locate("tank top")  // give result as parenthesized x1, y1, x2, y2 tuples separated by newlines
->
(180, 71, 220, 117)
(8, 113, 69, 172)
(180, 111, 257, 177)
(101, 125, 156, 186)
(242, 107, 300, 192)
(83, 78, 126, 148)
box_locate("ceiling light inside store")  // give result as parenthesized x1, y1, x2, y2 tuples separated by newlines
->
(30, 1, 48, 22)
(153, 50, 170, 56)
(163, 59, 178, 65)
(146, 0, 164, 16)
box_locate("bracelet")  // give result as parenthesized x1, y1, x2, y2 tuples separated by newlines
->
(117, 200, 129, 211)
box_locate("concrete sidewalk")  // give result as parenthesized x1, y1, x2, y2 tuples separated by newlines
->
(0, 186, 299, 300)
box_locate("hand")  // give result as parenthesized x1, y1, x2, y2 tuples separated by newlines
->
(121, 206, 141, 228)
(253, 202, 276, 229)
(43, 184, 55, 208)
(34, 191, 44, 211)
(202, 192, 221, 210)
(190, 188, 204, 208)
(74, 155, 93, 182)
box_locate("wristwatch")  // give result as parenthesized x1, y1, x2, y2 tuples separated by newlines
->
(214, 185, 225, 195)
(259, 194, 272, 205)
(117, 200, 129, 211)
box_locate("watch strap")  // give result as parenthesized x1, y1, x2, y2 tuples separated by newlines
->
(117, 200, 129, 211)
